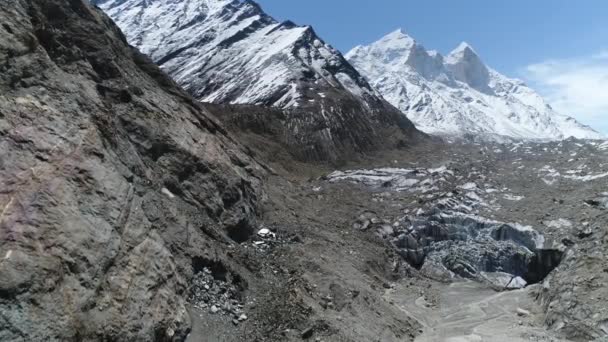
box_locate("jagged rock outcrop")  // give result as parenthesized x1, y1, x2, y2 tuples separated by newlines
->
(0, 0, 264, 340)
(92, 0, 425, 162)
(346, 29, 603, 140)
(536, 236, 608, 340)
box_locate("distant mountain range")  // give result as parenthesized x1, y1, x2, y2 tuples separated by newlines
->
(93, 0, 602, 141)
(347, 29, 602, 140)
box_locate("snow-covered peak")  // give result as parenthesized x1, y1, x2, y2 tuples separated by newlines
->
(387, 27, 408, 37)
(347, 30, 603, 140)
(350, 29, 416, 54)
(378, 28, 417, 48)
(447, 41, 476, 57)
(346, 29, 446, 81)
(346, 29, 418, 67)
(444, 41, 491, 92)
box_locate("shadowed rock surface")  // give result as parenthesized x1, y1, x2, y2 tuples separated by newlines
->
(206, 102, 421, 164)
(0, 0, 264, 340)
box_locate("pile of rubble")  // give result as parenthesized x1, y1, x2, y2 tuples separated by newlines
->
(249, 226, 304, 252)
(251, 227, 277, 251)
(190, 268, 248, 325)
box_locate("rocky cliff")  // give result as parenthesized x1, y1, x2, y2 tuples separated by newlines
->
(0, 0, 264, 340)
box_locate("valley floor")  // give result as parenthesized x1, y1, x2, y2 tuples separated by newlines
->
(388, 281, 564, 342)
(187, 138, 608, 341)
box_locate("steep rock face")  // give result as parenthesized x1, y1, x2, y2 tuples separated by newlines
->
(444, 42, 492, 94)
(93, 0, 424, 162)
(347, 30, 603, 140)
(538, 242, 608, 340)
(0, 0, 264, 340)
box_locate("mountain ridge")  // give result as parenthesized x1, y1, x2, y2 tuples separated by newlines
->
(93, 0, 424, 162)
(92, 0, 386, 107)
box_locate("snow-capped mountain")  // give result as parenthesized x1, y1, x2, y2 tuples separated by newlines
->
(92, 0, 422, 161)
(346, 29, 603, 140)
(94, 0, 378, 107)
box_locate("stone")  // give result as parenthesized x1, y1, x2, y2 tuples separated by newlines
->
(257, 228, 274, 237)
(301, 327, 314, 339)
(360, 220, 371, 230)
(577, 229, 593, 239)
(378, 224, 394, 237)
(507, 277, 527, 289)
(516, 308, 531, 317)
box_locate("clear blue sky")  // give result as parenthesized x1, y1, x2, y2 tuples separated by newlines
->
(256, 0, 608, 133)
(255, 0, 606, 75)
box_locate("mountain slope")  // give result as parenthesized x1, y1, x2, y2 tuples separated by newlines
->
(0, 0, 264, 339)
(346, 30, 603, 140)
(93, 0, 424, 161)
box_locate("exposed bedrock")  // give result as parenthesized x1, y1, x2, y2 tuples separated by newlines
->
(0, 0, 264, 340)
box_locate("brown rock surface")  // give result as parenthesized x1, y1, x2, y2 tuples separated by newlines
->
(0, 0, 263, 340)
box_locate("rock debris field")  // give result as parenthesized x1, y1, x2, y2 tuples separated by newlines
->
(187, 138, 608, 341)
